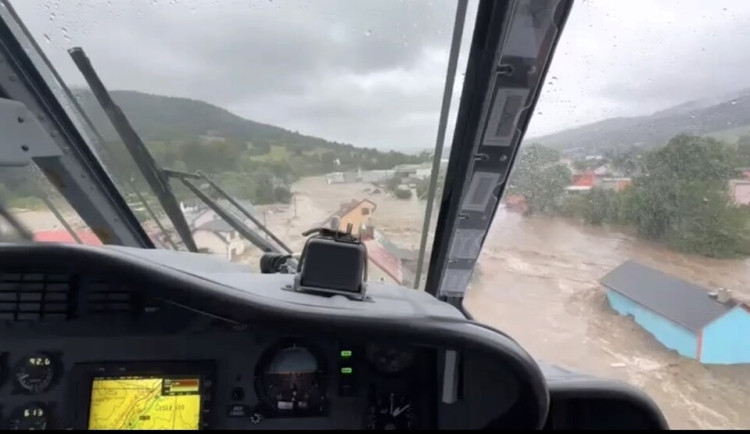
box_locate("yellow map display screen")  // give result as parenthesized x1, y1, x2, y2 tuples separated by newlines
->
(88, 377, 202, 430)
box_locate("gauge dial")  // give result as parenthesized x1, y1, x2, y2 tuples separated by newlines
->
(14, 353, 56, 393)
(8, 403, 49, 430)
(366, 343, 416, 375)
(256, 342, 326, 416)
(364, 391, 417, 430)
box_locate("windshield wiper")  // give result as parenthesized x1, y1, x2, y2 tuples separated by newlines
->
(68, 46, 291, 257)
(0, 198, 31, 241)
(49, 75, 179, 250)
(68, 47, 198, 252)
(194, 172, 292, 254)
(163, 169, 286, 254)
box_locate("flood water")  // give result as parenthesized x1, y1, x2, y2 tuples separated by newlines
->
(12, 176, 750, 429)
(466, 209, 750, 429)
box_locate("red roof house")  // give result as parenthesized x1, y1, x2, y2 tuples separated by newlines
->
(33, 230, 103, 246)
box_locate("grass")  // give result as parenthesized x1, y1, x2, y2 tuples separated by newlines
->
(250, 145, 290, 162)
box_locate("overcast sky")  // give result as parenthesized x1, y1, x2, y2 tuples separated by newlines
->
(9, 0, 750, 151)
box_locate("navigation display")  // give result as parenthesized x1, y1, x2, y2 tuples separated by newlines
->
(88, 376, 202, 430)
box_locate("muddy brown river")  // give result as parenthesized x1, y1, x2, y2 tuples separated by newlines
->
(283, 176, 750, 429)
(466, 209, 750, 430)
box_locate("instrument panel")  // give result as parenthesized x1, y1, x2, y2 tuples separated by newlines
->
(0, 328, 438, 430)
(0, 243, 670, 431)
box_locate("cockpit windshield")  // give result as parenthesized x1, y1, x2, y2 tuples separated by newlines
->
(5, 1, 750, 429)
(1, 0, 478, 283)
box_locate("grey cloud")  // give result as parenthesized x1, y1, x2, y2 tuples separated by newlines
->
(527, 0, 750, 137)
(11, 0, 465, 150)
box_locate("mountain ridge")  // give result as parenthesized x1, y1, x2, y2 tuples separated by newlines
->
(529, 89, 750, 155)
(73, 89, 363, 152)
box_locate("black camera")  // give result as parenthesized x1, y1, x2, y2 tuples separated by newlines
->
(292, 226, 368, 300)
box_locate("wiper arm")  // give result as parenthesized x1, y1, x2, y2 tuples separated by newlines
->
(39, 196, 82, 244)
(163, 169, 282, 254)
(0, 198, 32, 241)
(68, 47, 198, 252)
(196, 172, 293, 254)
(45, 69, 179, 250)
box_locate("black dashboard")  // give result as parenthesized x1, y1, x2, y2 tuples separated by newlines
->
(0, 243, 668, 430)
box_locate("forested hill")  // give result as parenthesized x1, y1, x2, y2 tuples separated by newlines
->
(530, 88, 750, 155)
(62, 89, 426, 206)
(73, 89, 363, 153)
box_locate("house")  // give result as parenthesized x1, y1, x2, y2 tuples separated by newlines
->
(601, 260, 750, 365)
(318, 199, 411, 285)
(321, 199, 377, 234)
(599, 177, 632, 192)
(570, 171, 596, 188)
(358, 169, 395, 183)
(369, 227, 418, 286)
(181, 200, 258, 232)
(363, 239, 404, 284)
(326, 172, 345, 184)
(191, 219, 246, 261)
(728, 179, 750, 206)
(33, 230, 103, 246)
(564, 185, 592, 194)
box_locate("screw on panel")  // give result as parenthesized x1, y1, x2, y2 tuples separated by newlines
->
(21, 145, 29, 152)
(499, 154, 508, 162)
(17, 116, 24, 123)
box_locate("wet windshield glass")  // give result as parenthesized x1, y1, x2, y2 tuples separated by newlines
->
(4, 0, 476, 279)
(464, 0, 750, 430)
(6, 1, 750, 429)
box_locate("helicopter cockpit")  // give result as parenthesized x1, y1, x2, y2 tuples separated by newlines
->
(0, 0, 668, 430)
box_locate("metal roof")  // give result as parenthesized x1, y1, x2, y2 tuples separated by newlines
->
(194, 218, 234, 234)
(600, 260, 736, 332)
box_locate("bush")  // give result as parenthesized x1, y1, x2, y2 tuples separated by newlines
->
(274, 186, 292, 204)
(385, 176, 402, 192)
(394, 188, 412, 200)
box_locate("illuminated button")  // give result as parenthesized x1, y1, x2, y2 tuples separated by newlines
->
(340, 350, 352, 358)
(340, 367, 353, 375)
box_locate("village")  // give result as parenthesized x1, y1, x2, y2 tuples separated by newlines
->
(3, 151, 750, 429)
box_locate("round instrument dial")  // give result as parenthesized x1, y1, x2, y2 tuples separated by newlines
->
(366, 343, 416, 375)
(255, 342, 327, 416)
(14, 353, 57, 393)
(364, 391, 417, 430)
(8, 403, 49, 430)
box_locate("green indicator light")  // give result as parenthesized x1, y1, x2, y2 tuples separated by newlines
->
(340, 350, 352, 358)
(341, 367, 353, 375)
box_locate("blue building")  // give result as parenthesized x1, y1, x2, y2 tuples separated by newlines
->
(601, 261, 750, 365)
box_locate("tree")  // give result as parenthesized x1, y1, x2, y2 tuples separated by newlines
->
(394, 188, 412, 200)
(274, 185, 292, 204)
(627, 134, 749, 257)
(385, 176, 402, 192)
(736, 136, 750, 166)
(506, 144, 571, 215)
